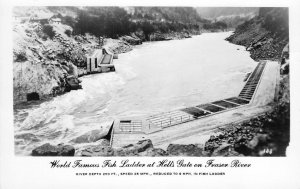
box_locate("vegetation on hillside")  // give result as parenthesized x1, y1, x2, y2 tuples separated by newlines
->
(196, 7, 258, 19)
(203, 21, 227, 31)
(72, 7, 204, 40)
(259, 7, 289, 38)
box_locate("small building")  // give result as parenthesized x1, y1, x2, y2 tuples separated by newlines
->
(86, 48, 115, 74)
(49, 18, 62, 24)
(86, 49, 103, 73)
(29, 16, 49, 25)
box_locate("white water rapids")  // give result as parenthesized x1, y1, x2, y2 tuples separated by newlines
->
(14, 32, 257, 155)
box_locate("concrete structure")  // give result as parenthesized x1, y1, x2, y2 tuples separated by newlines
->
(49, 18, 61, 24)
(110, 61, 280, 149)
(29, 17, 49, 24)
(29, 16, 62, 25)
(86, 49, 115, 74)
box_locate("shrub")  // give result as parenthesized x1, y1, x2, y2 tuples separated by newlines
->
(65, 29, 72, 37)
(62, 16, 76, 28)
(43, 24, 55, 39)
(42, 35, 48, 41)
(15, 51, 27, 62)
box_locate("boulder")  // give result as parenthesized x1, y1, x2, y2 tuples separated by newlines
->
(167, 144, 204, 156)
(97, 139, 110, 146)
(140, 148, 168, 157)
(114, 147, 139, 156)
(78, 139, 153, 156)
(149, 33, 167, 41)
(246, 134, 269, 150)
(234, 143, 252, 156)
(70, 129, 107, 144)
(81, 146, 114, 157)
(65, 75, 82, 91)
(133, 139, 153, 152)
(115, 139, 153, 156)
(211, 143, 232, 156)
(120, 35, 142, 45)
(32, 143, 75, 156)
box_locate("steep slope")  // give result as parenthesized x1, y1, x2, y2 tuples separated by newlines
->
(226, 7, 289, 61)
(131, 7, 205, 24)
(213, 7, 290, 156)
(196, 7, 258, 19)
(13, 14, 130, 104)
(13, 6, 205, 105)
(196, 7, 258, 28)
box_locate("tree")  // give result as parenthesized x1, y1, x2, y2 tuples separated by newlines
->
(43, 25, 55, 39)
(65, 29, 72, 37)
(139, 21, 155, 40)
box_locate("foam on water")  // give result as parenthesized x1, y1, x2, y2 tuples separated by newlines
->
(14, 32, 257, 155)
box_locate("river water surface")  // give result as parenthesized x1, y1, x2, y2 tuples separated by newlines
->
(14, 32, 257, 155)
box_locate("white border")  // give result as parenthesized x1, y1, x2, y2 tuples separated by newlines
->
(1, 0, 300, 188)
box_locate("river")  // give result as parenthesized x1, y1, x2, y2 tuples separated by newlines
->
(14, 32, 257, 155)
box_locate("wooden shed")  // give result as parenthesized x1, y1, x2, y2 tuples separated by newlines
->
(86, 49, 103, 73)
(86, 48, 115, 74)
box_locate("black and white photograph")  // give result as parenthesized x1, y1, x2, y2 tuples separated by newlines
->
(1, 0, 300, 188)
(12, 6, 289, 157)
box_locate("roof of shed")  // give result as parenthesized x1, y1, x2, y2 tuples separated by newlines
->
(87, 49, 103, 58)
(50, 18, 62, 22)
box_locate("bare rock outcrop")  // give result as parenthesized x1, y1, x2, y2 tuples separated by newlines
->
(32, 143, 75, 156)
(77, 139, 156, 156)
(167, 144, 205, 156)
(119, 35, 142, 45)
(226, 8, 288, 61)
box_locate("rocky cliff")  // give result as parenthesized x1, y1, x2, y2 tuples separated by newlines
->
(226, 7, 289, 61)
(14, 21, 107, 104)
(13, 7, 201, 105)
(216, 7, 290, 156)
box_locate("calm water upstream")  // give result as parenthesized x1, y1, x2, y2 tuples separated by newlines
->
(14, 32, 257, 155)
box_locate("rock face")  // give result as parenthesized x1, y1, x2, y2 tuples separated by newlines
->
(139, 148, 168, 157)
(226, 8, 288, 61)
(149, 32, 168, 41)
(13, 61, 66, 103)
(13, 13, 201, 105)
(103, 38, 133, 54)
(32, 143, 75, 156)
(148, 31, 196, 41)
(78, 139, 158, 156)
(119, 35, 142, 45)
(167, 144, 204, 156)
(81, 146, 115, 157)
(13, 22, 88, 104)
(204, 121, 262, 156)
(115, 139, 154, 156)
(204, 98, 290, 157)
